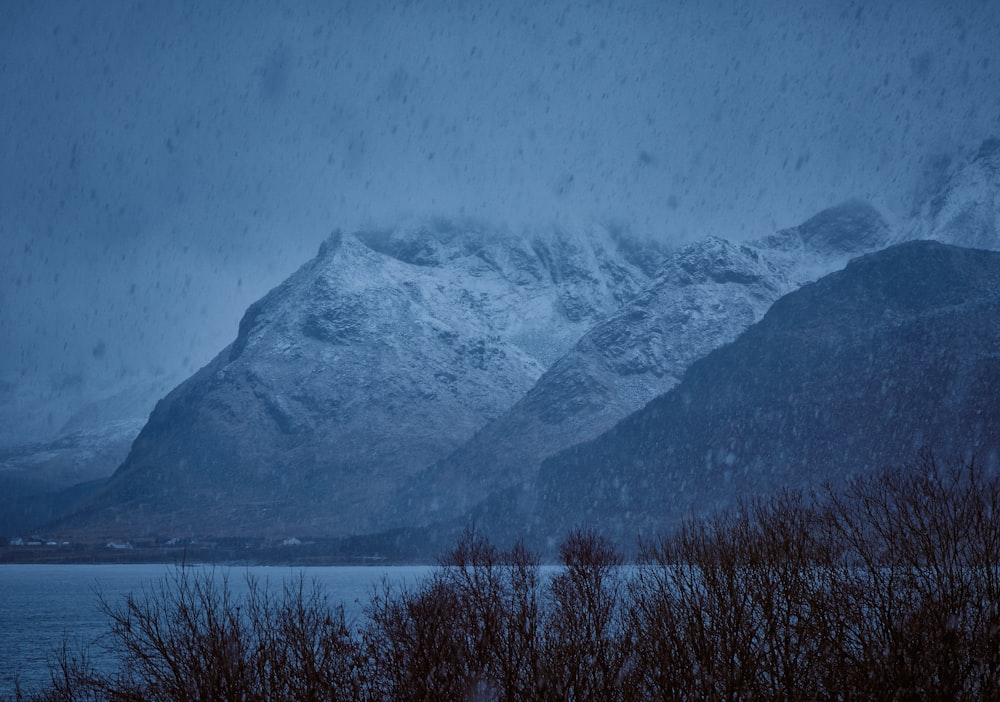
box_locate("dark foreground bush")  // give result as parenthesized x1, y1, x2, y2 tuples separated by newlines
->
(13, 454, 1000, 701)
(628, 454, 1000, 700)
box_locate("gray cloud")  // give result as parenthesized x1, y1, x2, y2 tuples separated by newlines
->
(2, 0, 999, 443)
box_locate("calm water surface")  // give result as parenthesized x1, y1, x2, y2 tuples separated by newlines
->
(0, 563, 433, 696)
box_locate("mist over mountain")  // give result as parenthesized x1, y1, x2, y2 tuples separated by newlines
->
(4, 1, 1000, 457)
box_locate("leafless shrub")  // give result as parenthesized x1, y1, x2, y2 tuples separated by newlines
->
(542, 529, 629, 702)
(12, 639, 104, 702)
(819, 451, 1000, 699)
(364, 528, 545, 701)
(628, 491, 837, 700)
(364, 573, 471, 701)
(15, 567, 367, 702)
(628, 453, 1000, 701)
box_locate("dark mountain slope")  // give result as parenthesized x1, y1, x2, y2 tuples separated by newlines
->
(530, 241, 1000, 544)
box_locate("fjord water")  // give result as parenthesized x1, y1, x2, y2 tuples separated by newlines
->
(0, 563, 432, 696)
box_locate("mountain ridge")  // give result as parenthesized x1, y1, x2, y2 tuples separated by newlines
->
(404, 201, 892, 526)
(22, 139, 1000, 548)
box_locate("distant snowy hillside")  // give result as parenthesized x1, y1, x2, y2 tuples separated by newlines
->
(0, 419, 141, 535)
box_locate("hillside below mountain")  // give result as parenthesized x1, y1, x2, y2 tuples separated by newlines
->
(526, 241, 1000, 544)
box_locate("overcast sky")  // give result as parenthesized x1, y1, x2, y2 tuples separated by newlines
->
(2, 0, 1000, 444)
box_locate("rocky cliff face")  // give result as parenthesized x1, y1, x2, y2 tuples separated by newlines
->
(529, 241, 1000, 544)
(55, 221, 666, 538)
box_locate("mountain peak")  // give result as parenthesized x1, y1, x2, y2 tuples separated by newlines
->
(794, 200, 889, 255)
(316, 229, 344, 259)
(757, 200, 889, 258)
(911, 137, 1000, 251)
(976, 137, 1000, 164)
(354, 218, 491, 268)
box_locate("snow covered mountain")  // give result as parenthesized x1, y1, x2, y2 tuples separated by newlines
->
(405, 200, 892, 524)
(38, 139, 1000, 548)
(53, 220, 667, 539)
